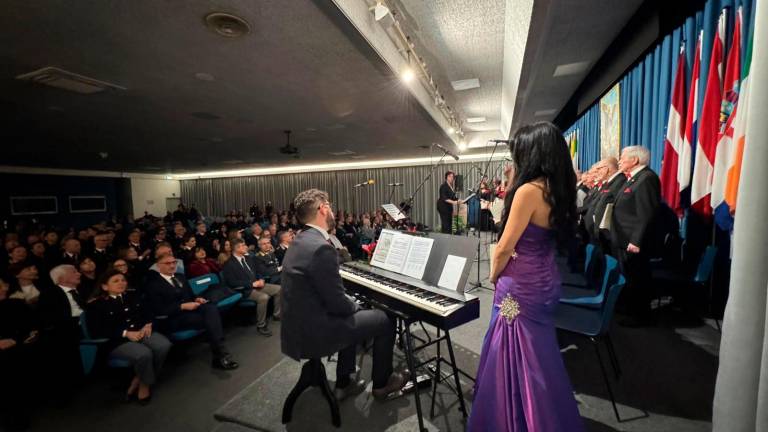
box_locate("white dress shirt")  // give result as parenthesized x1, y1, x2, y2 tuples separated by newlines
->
(59, 285, 84, 317)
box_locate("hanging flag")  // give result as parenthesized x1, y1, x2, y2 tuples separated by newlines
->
(660, 43, 687, 216)
(712, 8, 742, 229)
(723, 9, 753, 221)
(691, 10, 726, 218)
(571, 130, 579, 170)
(681, 32, 702, 204)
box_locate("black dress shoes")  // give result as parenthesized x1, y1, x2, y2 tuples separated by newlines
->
(213, 355, 239, 370)
(333, 379, 367, 401)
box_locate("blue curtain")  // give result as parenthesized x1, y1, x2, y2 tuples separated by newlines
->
(567, 0, 755, 172)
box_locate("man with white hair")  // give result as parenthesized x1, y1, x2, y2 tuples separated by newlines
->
(611, 145, 660, 326)
(38, 264, 85, 402)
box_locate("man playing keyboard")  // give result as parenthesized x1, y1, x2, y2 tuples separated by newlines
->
(280, 188, 410, 401)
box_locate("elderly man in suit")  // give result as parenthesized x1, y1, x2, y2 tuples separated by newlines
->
(611, 146, 661, 326)
(222, 239, 281, 336)
(585, 157, 626, 252)
(145, 253, 238, 370)
(281, 189, 409, 401)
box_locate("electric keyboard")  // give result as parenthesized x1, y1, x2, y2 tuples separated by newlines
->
(339, 261, 479, 330)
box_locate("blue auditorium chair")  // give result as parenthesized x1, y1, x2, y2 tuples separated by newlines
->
(560, 254, 620, 309)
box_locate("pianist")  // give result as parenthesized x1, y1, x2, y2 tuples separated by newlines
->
(281, 188, 410, 401)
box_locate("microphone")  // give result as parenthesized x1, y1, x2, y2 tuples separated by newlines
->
(353, 179, 375, 188)
(433, 143, 459, 161)
(387, 182, 404, 186)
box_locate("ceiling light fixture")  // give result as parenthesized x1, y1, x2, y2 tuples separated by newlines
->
(373, 0, 464, 142)
(466, 117, 486, 123)
(401, 68, 415, 83)
(447, 127, 455, 134)
(458, 141, 468, 152)
(371, 1, 391, 21)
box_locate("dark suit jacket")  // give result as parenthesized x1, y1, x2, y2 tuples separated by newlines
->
(611, 166, 661, 251)
(221, 255, 259, 297)
(436, 182, 457, 214)
(253, 251, 281, 283)
(144, 271, 195, 319)
(37, 285, 78, 332)
(585, 174, 627, 240)
(86, 292, 152, 351)
(280, 227, 359, 360)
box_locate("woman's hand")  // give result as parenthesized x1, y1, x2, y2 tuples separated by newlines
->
(142, 323, 152, 337)
(125, 331, 143, 342)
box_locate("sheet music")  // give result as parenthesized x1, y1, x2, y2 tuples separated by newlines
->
(371, 230, 395, 266)
(401, 237, 434, 279)
(382, 234, 412, 273)
(381, 203, 406, 221)
(437, 255, 467, 291)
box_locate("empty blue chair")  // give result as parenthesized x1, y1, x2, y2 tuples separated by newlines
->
(555, 274, 628, 422)
(562, 243, 605, 291)
(560, 255, 620, 308)
(190, 273, 243, 312)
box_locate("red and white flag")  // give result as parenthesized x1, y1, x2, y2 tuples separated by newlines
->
(681, 33, 702, 198)
(660, 44, 687, 216)
(691, 10, 726, 218)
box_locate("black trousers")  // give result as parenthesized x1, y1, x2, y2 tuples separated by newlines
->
(336, 309, 396, 389)
(167, 303, 226, 356)
(616, 248, 653, 319)
(438, 206, 452, 234)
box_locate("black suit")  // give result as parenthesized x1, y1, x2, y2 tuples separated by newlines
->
(90, 248, 114, 275)
(274, 245, 289, 265)
(611, 166, 661, 319)
(437, 182, 457, 234)
(221, 255, 258, 298)
(585, 174, 627, 251)
(0, 298, 38, 427)
(281, 227, 395, 388)
(144, 271, 226, 357)
(37, 285, 83, 399)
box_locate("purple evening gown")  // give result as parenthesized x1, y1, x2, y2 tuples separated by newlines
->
(468, 223, 584, 431)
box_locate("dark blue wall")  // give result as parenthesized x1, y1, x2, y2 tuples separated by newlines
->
(0, 174, 131, 230)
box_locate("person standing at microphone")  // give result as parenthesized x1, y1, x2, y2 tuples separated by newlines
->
(437, 171, 459, 234)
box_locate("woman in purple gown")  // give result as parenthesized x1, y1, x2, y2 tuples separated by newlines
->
(468, 122, 583, 431)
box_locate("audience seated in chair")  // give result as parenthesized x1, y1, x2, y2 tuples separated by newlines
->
(144, 253, 238, 370)
(186, 246, 222, 279)
(222, 239, 281, 337)
(86, 270, 172, 405)
(253, 236, 282, 285)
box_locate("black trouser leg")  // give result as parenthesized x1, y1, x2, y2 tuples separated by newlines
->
(619, 250, 652, 319)
(172, 304, 226, 356)
(336, 309, 395, 389)
(438, 208, 452, 234)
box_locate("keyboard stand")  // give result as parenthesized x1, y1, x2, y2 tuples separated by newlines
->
(395, 317, 472, 431)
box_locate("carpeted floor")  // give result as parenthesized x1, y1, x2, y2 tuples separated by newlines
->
(10, 253, 720, 432)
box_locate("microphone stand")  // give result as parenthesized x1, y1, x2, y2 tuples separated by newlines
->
(465, 140, 503, 293)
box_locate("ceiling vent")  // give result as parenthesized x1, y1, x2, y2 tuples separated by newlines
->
(15, 67, 126, 94)
(451, 78, 480, 91)
(204, 12, 251, 38)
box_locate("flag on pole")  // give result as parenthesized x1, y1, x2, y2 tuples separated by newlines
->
(691, 10, 726, 218)
(723, 9, 753, 221)
(712, 8, 742, 229)
(570, 130, 579, 170)
(660, 43, 687, 216)
(681, 32, 702, 205)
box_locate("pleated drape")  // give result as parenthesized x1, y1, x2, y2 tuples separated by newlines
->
(568, 0, 754, 174)
(180, 159, 509, 227)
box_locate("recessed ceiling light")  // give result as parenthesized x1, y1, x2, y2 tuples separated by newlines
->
(534, 109, 558, 116)
(195, 72, 215, 81)
(447, 127, 455, 134)
(329, 150, 356, 156)
(458, 141, 468, 152)
(466, 117, 486, 123)
(204, 12, 251, 38)
(553, 61, 590, 77)
(451, 78, 480, 91)
(165, 175, 173, 180)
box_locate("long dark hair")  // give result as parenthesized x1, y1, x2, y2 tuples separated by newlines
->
(499, 122, 577, 250)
